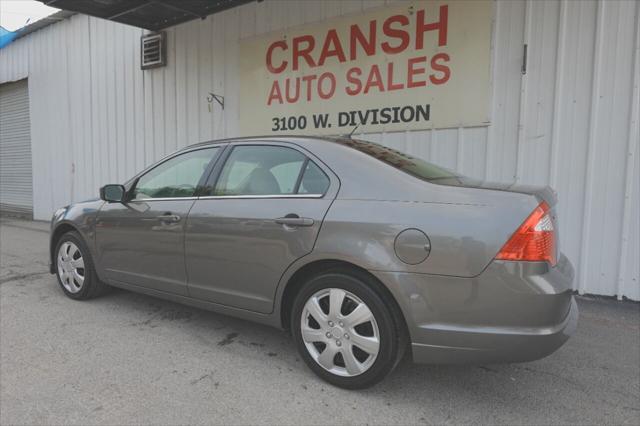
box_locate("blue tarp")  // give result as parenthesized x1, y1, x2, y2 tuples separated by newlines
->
(0, 26, 17, 49)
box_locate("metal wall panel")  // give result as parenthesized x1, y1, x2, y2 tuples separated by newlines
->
(0, 0, 637, 299)
(0, 79, 32, 217)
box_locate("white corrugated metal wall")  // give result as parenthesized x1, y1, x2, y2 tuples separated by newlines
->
(0, 0, 637, 300)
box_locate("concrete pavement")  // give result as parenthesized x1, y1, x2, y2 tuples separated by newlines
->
(1, 218, 638, 425)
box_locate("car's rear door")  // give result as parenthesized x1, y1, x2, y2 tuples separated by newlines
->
(185, 142, 338, 313)
(95, 146, 222, 295)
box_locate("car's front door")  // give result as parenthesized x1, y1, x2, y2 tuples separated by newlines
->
(185, 143, 337, 313)
(95, 146, 221, 295)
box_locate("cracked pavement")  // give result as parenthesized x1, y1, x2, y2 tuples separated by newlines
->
(1, 218, 639, 425)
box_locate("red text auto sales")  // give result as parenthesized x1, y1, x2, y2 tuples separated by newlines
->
(264, 5, 449, 109)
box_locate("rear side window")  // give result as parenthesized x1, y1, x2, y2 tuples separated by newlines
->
(271, 161, 305, 193)
(213, 145, 329, 196)
(298, 161, 330, 194)
(333, 138, 456, 181)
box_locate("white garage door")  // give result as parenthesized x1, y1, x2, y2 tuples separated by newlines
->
(0, 79, 32, 218)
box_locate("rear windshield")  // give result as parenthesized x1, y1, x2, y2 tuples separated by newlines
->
(333, 138, 457, 181)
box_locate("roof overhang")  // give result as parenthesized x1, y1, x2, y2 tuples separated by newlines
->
(38, 0, 254, 32)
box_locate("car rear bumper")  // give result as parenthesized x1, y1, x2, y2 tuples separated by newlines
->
(372, 253, 578, 364)
(410, 297, 577, 364)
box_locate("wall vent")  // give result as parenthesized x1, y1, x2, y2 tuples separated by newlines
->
(140, 32, 166, 70)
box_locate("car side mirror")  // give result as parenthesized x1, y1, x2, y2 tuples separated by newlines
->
(100, 184, 126, 203)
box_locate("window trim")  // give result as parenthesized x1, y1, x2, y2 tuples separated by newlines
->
(128, 196, 200, 202)
(292, 157, 310, 194)
(198, 194, 324, 200)
(202, 143, 331, 199)
(127, 146, 222, 202)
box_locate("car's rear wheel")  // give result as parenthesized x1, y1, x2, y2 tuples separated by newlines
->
(291, 269, 404, 389)
(55, 231, 109, 300)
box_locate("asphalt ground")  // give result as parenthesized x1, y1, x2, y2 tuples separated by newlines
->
(1, 218, 639, 425)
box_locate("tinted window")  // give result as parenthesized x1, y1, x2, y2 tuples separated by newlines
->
(133, 148, 218, 199)
(214, 146, 306, 196)
(298, 161, 330, 194)
(334, 138, 456, 181)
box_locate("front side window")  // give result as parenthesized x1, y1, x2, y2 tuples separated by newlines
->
(133, 147, 218, 199)
(213, 145, 328, 196)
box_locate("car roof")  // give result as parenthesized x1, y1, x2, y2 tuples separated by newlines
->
(184, 135, 346, 150)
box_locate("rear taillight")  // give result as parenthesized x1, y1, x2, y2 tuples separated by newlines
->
(495, 201, 557, 266)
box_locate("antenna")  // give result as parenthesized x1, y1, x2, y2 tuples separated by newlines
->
(348, 124, 360, 139)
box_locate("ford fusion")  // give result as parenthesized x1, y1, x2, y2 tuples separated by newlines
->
(50, 137, 578, 389)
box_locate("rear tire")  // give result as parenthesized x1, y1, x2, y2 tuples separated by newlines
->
(291, 268, 405, 389)
(54, 231, 109, 300)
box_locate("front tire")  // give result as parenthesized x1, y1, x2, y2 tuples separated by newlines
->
(291, 269, 404, 389)
(55, 231, 109, 300)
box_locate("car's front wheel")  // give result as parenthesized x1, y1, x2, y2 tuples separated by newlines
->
(55, 231, 109, 300)
(291, 269, 405, 389)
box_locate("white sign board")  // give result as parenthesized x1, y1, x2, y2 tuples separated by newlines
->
(239, 0, 492, 135)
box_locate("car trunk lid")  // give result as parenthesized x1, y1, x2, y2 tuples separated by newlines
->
(430, 176, 558, 207)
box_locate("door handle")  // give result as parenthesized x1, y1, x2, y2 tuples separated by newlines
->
(156, 214, 181, 223)
(275, 216, 314, 227)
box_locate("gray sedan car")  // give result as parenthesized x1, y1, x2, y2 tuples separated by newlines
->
(50, 136, 578, 389)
